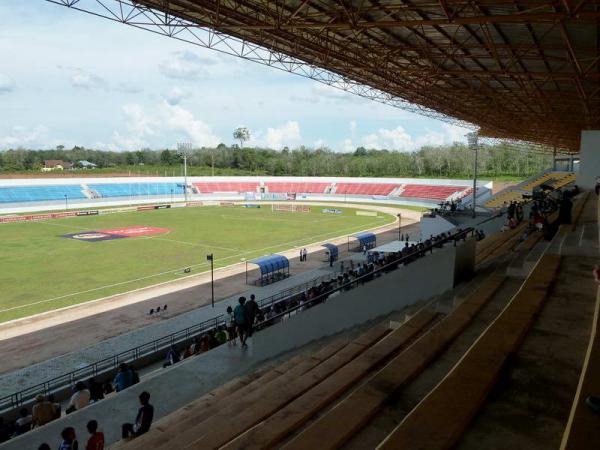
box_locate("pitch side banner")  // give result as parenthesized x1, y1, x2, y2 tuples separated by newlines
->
(322, 208, 342, 214)
(137, 204, 172, 211)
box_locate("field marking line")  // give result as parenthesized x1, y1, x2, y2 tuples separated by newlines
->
(0, 217, 393, 314)
(139, 236, 241, 252)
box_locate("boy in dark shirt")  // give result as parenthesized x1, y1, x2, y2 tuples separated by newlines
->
(121, 392, 154, 439)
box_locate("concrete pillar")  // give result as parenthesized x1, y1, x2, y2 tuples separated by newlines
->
(576, 130, 600, 190)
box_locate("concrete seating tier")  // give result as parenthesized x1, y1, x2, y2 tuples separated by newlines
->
(398, 184, 465, 200)
(475, 220, 529, 265)
(281, 270, 507, 450)
(119, 323, 393, 450)
(0, 185, 86, 203)
(264, 182, 329, 193)
(483, 190, 525, 209)
(334, 183, 399, 195)
(552, 172, 576, 190)
(376, 254, 562, 450)
(192, 181, 259, 193)
(222, 310, 439, 450)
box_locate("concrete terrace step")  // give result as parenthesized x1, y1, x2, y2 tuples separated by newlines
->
(281, 270, 506, 450)
(178, 326, 391, 450)
(221, 310, 438, 450)
(376, 255, 561, 450)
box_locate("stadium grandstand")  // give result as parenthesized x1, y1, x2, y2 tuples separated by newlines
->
(0, 176, 486, 214)
(0, 0, 598, 449)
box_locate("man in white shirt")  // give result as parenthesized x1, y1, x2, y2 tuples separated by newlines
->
(68, 381, 91, 412)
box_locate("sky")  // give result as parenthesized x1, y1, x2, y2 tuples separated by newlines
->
(0, 0, 470, 152)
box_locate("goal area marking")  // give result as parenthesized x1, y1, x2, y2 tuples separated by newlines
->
(271, 204, 311, 213)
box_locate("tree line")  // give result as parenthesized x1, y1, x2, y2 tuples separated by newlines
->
(0, 142, 552, 179)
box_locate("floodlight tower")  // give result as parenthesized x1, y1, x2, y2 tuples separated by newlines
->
(466, 132, 479, 219)
(177, 142, 192, 203)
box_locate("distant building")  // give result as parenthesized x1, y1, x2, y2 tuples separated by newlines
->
(78, 160, 97, 169)
(42, 160, 74, 172)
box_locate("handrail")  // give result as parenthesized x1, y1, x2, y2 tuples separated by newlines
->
(0, 268, 340, 414)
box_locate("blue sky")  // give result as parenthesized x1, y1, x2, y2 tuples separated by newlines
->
(0, 0, 469, 152)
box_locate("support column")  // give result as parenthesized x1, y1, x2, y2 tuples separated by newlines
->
(576, 130, 600, 190)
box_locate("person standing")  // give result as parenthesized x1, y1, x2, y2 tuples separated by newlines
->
(226, 306, 237, 345)
(234, 297, 249, 348)
(299, 248, 304, 262)
(246, 294, 259, 337)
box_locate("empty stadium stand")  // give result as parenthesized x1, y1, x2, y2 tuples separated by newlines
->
(193, 181, 259, 193)
(484, 171, 576, 209)
(88, 183, 183, 198)
(334, 183, 399, 196)
(265, 182, 329, 193)
(0, 185, 86, 203)
(483, 190, 525, 209)
(376, 254, 561, 450)
(398, 184, 466, 200)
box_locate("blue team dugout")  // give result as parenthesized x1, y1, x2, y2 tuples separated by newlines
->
(246, 254, 290, 285)
(348, 232, 377, 251)
(322, 243, 339, 262)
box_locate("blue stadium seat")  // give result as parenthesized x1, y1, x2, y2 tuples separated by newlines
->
(0, 185, 86, 203)
(88, 183, 184, 198)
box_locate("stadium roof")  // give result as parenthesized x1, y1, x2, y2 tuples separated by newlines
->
(49, 0, 600, 152)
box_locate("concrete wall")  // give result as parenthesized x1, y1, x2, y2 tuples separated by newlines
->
(420, 214, 456, 239)
(577, 130, 600, 190)
(253, 241, 473, 360)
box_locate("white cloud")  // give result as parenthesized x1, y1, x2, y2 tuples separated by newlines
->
(165, 103, 221, 147)
(104, 102, 220, 151)
(359, 123, 469, 151)
(342, 138, 354, 152)
(158, 50, 217, 80)
(262, 121, 301, 150)
(70, 70, 108, 90)
(163, 87, 190, 106)
(0, 74, 15, 94)
(313, 139, 326, 149)
(0, 125, 48, 149)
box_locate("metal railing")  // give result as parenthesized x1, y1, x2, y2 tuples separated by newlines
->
(0, 267, 343, 414)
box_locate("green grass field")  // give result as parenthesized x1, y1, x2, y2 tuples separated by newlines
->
(0, 205, 394, 323)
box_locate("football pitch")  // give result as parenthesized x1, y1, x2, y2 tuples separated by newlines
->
(0, 205, 395, 323)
